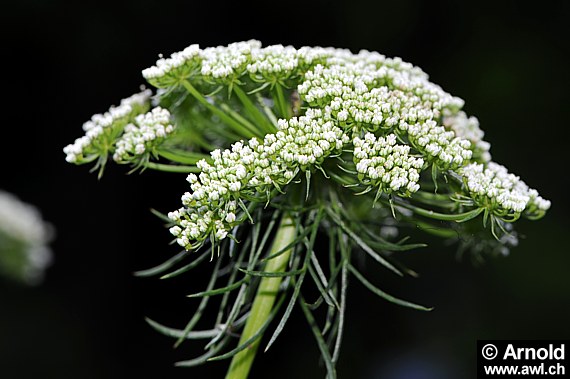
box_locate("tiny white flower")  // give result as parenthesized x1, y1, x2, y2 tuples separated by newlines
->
(225, 212, 236, 223)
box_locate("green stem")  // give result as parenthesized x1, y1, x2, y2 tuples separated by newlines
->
(273, 83, 290, 119)
(181, 80, 260, 139)
(144, 162, 201, 173)
(225, 215, 296, 379)
(256, 93, 278, 126)
(394, 200, 484, 222)
(233, 86, 276, 134)
(157, 148, 210, 165)
(219, 104, 263, 138)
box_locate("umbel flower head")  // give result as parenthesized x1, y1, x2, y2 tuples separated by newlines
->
(168, 108, 349, 250)
(63, 89, 152, 175)
(113, 107, 175, 166)
(64, 41, 550, 378)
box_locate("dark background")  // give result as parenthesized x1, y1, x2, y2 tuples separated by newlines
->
(1, 1, 569, 378)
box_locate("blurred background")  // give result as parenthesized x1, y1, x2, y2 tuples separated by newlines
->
(1, 1, 569, 378)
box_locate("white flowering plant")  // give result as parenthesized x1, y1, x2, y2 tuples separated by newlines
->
(64, 41, 550, 379)
(0, 190, 53, 285)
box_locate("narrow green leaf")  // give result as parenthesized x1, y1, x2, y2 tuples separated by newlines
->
(388, 196, 397, 218)
(206, 284, 248, 349)
(149, 208, 173, 223)
(264, 253, 310, 353)
(332, 260, 348, 364)
(247, 81, 272, 94)
(175, 336, 231, 367)
(354, 186, 373, 196)
(328, 198, 424, 252)
(187, 277, 248, 298)
(299, 295, 337, 379)
(146, 317, 221, 340)
(174, 255, 223, 348)
(205, 85, 225, 97)
(414, 190, 454, 202)
(354, 221, 426, 252)
(134, 250, 188, 277)
(238, 198, 254, 224)
(308, 261, 339, 309)
(216, 236, 250, 326)
(323, 262, 343, 295)
(414, 221, 459, 238)
(321, 293, 336, 336)
(364, 238, 427, 252)
(326, 208, 402, 276)
(160, 248, 211, 279)
(490, 215, 500, 240)
(336, 164, 357, 175)
(431, 163, 439, 193)
(456, 207, 485, 223)
(238, 267, 304, 278)
(260, 227, 311, 262)
(248, 210, 281, 270)
(329, 172, 359, 187)
(315, 164, 330, 179)
(307, 225, 339, 310)
(264, 209, 323, 353)
(348, 264, 432, 311)
(305, 170, 311, 201)
(328, 226, 338, 275)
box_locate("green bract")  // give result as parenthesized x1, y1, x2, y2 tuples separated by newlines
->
(64, 41, 550, 379)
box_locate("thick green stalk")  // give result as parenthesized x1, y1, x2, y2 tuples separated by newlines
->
(225, 215, 296, 379)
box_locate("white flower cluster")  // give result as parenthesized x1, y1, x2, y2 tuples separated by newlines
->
(247, 44, 299, 79)
(247, 45, 330, 82)
(353, 133, 424, 194)
(460, 162, 551, 216)
(0, 190, 53, 284)
(325, 49, 428, 77)
(168, 109, 348, 249)
(139, 41, 550, 248)
(298, 60, 464, 109)
(298, 60, 472, 169)
(64, 89, 151, 164)
(113, 107, 175, 163)
(443, 110, 491, 162)
(142, 41, 330, 88)
(405, 119, 472, 169)
(141, 42, 477, 172)
(142, 45, 201, 88)
(142, 42, 472, 169)
(201, 40, 261, 80)
(276, 109, 349, 167)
